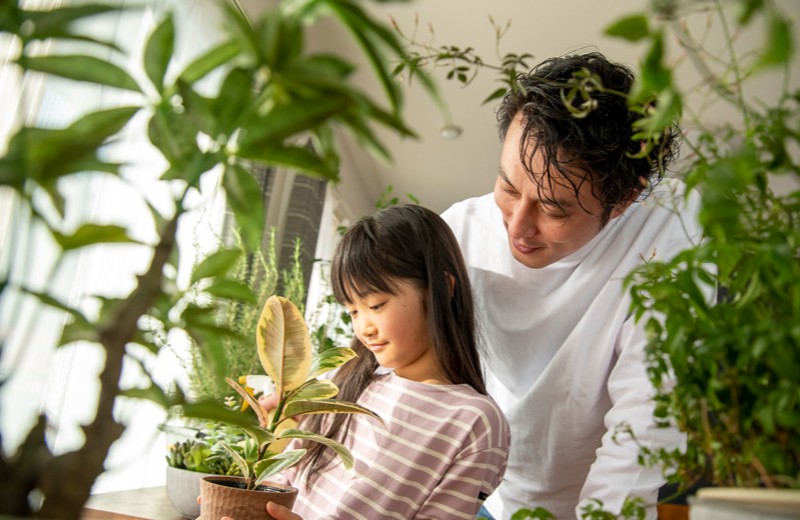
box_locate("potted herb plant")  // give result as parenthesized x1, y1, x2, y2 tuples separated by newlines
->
(163, 423, 248, 518)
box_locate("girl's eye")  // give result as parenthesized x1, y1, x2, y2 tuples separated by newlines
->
(369, 302, 385, 311)
(348, 309, 358, 317)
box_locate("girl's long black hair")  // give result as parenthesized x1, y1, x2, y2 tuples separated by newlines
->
(294, 204, 485, 484)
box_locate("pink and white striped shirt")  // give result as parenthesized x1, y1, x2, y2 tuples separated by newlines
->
(281, 372, 510, 519)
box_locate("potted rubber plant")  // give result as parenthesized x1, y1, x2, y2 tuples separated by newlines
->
(192, 294, 382, 520)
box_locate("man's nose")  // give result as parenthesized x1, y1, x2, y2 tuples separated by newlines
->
(507, 200, 538, 238)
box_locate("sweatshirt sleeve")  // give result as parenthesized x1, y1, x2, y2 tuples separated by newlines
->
(576, 312, 685, 519)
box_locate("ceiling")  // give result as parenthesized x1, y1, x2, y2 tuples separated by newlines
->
(240, 0, 800, 217)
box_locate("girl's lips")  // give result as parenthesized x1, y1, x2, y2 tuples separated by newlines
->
(367, 342, 387, 352)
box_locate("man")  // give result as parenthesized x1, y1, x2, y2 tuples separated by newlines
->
(442, 52, 702, 519)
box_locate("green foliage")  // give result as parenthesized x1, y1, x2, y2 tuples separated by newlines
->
(579, 498, 646, 520)
(392, 15, 533, 106)
(617, 0, 800, 492)
(0, 0, 428, 516)
(184, 230, 288, 404)
(165, 423, 251, 476)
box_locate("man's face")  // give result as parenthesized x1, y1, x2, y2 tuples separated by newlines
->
(493, 115, 629, 269)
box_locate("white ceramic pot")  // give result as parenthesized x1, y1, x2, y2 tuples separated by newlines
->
(165, 466, 217, 519)
(689, 488, 800, 520)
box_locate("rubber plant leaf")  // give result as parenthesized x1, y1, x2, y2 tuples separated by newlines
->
(277, 428, 354, 469)
(282, 398, 384, 425)
(288, 379, 339, 402)
(256, 296, 312, 394)
(307, 347, 356, 380)
(252, 449, 308, 488)
(221, 443, 252, 482)
(226, 377, 270, 428)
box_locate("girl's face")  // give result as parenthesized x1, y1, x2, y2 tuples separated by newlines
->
(345, 279, 444, 384)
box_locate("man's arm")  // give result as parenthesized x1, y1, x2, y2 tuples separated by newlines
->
(576, 315, 685, 519)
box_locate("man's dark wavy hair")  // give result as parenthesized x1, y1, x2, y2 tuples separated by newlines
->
(496, 51, 681, 223)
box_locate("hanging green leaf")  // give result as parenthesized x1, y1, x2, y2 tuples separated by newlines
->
(238, 95, 349, 149)
(6, 106, 137, 185)
(238, 144, 338, 181)
(122, 383, 171, 407)
(147, 104, 198, 164)
(178, 40, 241, 85)
(205, 279, 258, 304)
(223, 165, 265, 252)
(605, 14, 650, 42)
(52, 223, 138, 251)
(323, 0, 402, 113)
(256, 9, 303, 70)
(212, 68, 254, 136)
(191, 248, 242, 283)
(144, 15, 175, 92)
(759, 13, 793, 67)
(18, 4, 128, 49)
(20, 54, 141, 92)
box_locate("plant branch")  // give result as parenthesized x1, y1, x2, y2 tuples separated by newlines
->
(37, 211, 181, 519)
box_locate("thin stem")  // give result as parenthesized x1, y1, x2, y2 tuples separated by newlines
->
(714, 0, 751, 130)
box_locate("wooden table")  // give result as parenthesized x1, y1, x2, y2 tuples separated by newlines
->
(81, 484, 687, 520)
(82, 486, 185, 520)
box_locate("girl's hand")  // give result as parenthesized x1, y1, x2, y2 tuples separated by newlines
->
(219, 502, 303, 520)
(258, 392, 279, 412)
(267, 501, 303, 520)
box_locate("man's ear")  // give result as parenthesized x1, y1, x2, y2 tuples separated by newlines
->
(610, 180, 643, 219)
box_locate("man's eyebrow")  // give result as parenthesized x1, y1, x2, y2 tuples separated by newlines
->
(500, 167, 577, 209)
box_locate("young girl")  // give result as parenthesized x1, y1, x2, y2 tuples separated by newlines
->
(269, 204, 510, 520)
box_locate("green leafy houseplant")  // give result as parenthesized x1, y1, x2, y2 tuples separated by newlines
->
(0, 0, 430, 517)
(194, 294, 382, 519)
(612, 1, 800, 496)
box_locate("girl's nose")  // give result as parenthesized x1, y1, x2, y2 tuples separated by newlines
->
(360, 322, 377, 339)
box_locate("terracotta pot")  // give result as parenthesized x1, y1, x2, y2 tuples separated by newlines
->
(165, 465, 217, 518)
(199, 475, 298, 520)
